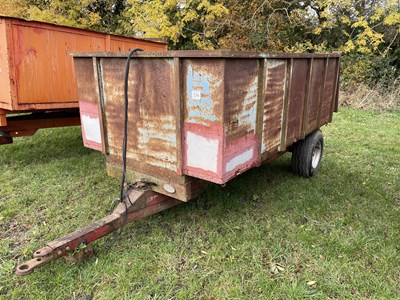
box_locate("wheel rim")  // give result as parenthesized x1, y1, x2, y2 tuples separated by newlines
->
(311, 140, 322, 169)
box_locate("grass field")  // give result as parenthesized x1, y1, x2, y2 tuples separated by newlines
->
(0, 108, 399, 299)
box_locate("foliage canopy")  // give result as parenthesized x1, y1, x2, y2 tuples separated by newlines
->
(1, 0, 399, 85)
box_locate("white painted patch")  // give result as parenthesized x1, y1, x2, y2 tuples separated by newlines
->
(192, 90, 201, 100)
(82, 115, 102, 144)
(166, 58, 174, 66)
(225, 148, 254, 172)
(186, 131, 219, 173)
(266, 59, 285, 69)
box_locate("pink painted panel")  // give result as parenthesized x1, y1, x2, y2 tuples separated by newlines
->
(183, 122, 258, 184)
(222, 133, 258, 182)
(79, 101, 103, 151)
(183, 122, 224, 183)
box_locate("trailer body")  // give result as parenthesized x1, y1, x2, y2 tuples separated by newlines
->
(72, 51, 340, 201)
(0, 17, 166, 143)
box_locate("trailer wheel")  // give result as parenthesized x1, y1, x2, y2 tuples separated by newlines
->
(291, 130, 324, 177)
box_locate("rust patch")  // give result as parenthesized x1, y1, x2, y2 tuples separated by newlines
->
(74, 58, 97, 105)
(224, 59, 259, 144)
(101, 57, 178, 172)
(262, 59, 286, 153)
(286, 59, 309, 145)
(320, 59, 338, 125)
(107, 162, 207, 201)
(306, 58, 326, 133)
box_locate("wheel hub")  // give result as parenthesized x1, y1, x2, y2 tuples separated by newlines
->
(311, 140, 322, 169)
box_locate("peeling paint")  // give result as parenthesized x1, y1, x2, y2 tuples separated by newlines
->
(138, 115, 176, 144)
(225, 148, 254, 172)
(236, 76, 258, 130)
(186, 64, 222, 124)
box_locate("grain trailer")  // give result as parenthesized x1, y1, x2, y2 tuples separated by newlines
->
(16, 50, 340, 275)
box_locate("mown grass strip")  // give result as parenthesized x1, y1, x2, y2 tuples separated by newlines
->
(0, 108, 399, 299)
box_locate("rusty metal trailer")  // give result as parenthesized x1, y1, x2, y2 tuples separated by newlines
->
(0, 16, 167, 144)
(16, 50, 340, 275)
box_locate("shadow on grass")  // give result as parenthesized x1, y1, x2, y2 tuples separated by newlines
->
(0, 126, 95, 167)
(164, 149, 367, 228)
(160, 156, 301, 219)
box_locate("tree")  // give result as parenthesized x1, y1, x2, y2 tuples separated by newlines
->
(0, 0, 126, 32)
(217, 0, 399, 84)
(119, 0, 229, 49)
(1, 0, 398, 84)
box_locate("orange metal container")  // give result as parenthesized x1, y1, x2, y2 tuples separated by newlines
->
(0, 16, 167, 112)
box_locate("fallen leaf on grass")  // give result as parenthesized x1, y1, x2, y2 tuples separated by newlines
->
(270, 262, 285, 274)
(307, 280, 317, 286)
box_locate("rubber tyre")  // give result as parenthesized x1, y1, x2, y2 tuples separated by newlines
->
(291, 130, 324, 177)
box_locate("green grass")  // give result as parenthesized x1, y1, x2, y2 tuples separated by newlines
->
(0, 108, 399, 299)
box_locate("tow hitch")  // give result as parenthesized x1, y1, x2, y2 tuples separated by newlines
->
(16, 189, 180, 275)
